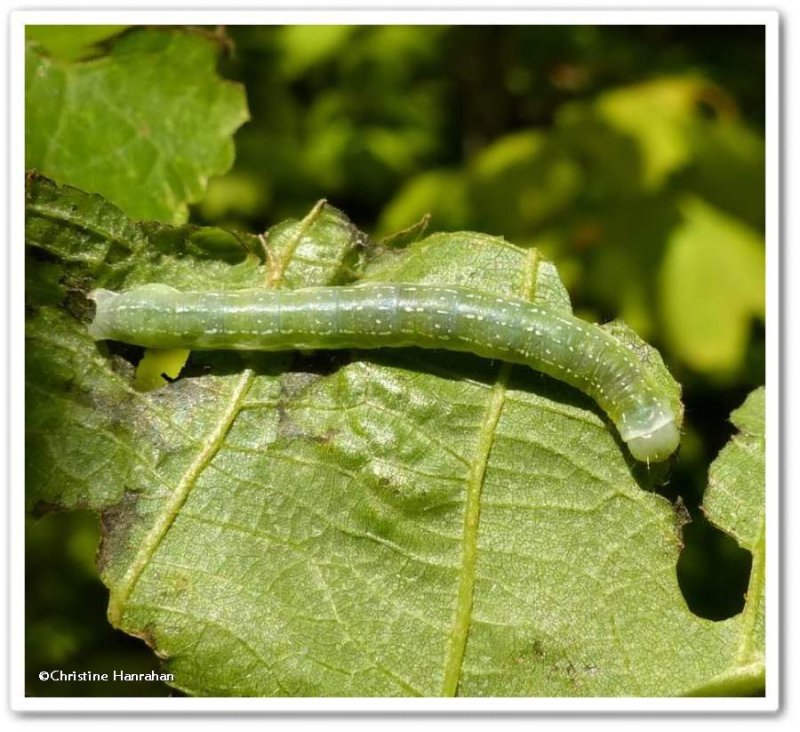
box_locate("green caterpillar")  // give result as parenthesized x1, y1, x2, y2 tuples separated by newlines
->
(88, 283, 681, 463)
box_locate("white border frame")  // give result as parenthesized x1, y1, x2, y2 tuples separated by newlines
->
(7, 7, 781, 714)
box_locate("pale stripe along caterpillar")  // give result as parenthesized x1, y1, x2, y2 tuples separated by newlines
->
(88, 283, 681, 462)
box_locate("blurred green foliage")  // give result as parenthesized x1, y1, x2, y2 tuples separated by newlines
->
(25, 24, 765, 696)
(202, 23, 765, 497)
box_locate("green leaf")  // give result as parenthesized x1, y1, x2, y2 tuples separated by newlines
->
(684, 121, 766, 231)
(276, 25, 358, 79)
(134, 348, 192, 392)
(690, 388, 765, 695)
(703, 387, 765, 555)
(595, 77, 711, 190)
(25, 25, 128, 61)
(26, 28, 249, 223)
(377, 169, 470, 236)
(659, 196, 765, 375)
(26, 177, 763, 696)
(469, 131, 582, 237)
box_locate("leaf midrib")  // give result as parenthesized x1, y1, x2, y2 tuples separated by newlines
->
(440, 249, 539, 696)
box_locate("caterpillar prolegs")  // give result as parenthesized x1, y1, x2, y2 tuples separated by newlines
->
(88, 283, 681, 462)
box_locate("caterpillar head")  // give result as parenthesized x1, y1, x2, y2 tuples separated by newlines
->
(625, 419, 680, 463)
(620, 396, 681, 463)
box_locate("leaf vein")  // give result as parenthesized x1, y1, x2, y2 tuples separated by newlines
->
(108, 369, 254, 625)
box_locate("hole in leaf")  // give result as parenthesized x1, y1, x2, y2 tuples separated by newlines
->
(677, 516, 752, 620)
